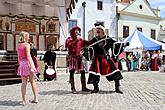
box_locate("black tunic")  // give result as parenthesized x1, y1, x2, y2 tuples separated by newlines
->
(83, 36, 124, 84)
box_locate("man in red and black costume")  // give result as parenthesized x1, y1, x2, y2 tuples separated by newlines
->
(65, 26, 91, 94)
(83, 23, 129, 94)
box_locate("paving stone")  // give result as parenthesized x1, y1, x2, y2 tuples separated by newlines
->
(0, 71, 165, 110)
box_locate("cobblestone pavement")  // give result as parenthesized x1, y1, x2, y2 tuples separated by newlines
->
(0, 71, 165, 110)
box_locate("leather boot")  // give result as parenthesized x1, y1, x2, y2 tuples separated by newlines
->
(115, 80, 123, 94)
(81, 78, 91, 92)
(91, 82, 99, 93)
(43, 73, 46, 81)
(69, 79, 76, 94)
(54, 71, 57, 80)
(115, 87, 123, 94)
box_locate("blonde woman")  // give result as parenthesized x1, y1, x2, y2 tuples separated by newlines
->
(17, 31, 38, 105)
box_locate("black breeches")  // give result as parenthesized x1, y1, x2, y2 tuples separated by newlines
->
(114, 80, 120, 87)
(87, 73, 100, 84)
(69, 69, 86, 80)
(80, 70, 85, 79)
(69, 69, 75, 80)
(44, 66, 48, 80)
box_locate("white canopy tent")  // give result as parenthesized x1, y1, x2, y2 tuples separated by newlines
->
(122, 30, 165, 51)
(122, 29, 165, 68)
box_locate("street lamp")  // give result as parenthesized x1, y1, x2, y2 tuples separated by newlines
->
(82, 1, 88, 70)
(82, 1, 86, 39)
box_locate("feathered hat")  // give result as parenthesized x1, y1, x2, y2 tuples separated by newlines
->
(70, 26, 81, 33)
(94, 23, 105, 32)
(70, 26, 81, 38)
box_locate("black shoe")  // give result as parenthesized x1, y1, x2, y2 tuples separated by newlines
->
(71, 89, 77, 94)
(91, 82, 99, 93)
(82, 87, 91, 92)
(91, 88, 99, 93)
(29, 100, 38, 104)
(115, 88, 123, 94)
(91, 86, 99, 93)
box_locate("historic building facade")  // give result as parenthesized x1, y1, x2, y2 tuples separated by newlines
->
(0, 0, 78, 51)
(0, 16, 60, 51)
(0, 0, 79, 73)
(159, 19, 165, 42)
(69, 0, 164, 43)
(69, 0, 117, 40)
(117, 0, 161, 41)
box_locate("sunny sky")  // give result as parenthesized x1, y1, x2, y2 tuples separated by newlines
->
(147, 0, 165, 18)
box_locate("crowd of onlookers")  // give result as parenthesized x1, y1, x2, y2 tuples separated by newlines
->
(120, 50, 164, 72)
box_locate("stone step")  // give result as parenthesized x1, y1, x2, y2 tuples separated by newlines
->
(0, 73, 18, 79)
(0, 69, 16, 74)
(0, 77, 21, 81)
(0, 77, 21, 85)
(0, 65, 16, 69)
(0, 73, 16, 76)
(0, 61, 17, 65)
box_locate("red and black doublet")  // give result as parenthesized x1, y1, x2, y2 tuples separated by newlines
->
(83, 36, 124, 84)
(65, 26, 91, 93)
(65, 36, 85, 71)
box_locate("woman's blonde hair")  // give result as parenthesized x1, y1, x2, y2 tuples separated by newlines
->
(19, 31, 29, 43)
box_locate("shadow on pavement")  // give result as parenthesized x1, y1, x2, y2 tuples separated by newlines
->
(39, 90, 71, 95)
(0, 100, 22, 106)
(98, 90, 116, 94)
(39, 90, 116, 95)
(39, 90, 93, 95)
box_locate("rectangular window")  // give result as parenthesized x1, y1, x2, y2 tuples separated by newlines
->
(68, 20, 77, 31)
(137, 27, 142, 32)
(151, 29, 156, 39)
(123, 26, 129, 38)
(0, 35, 3, 50)
(121, 0, 130, 3)
(97, 1, 103, 10)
